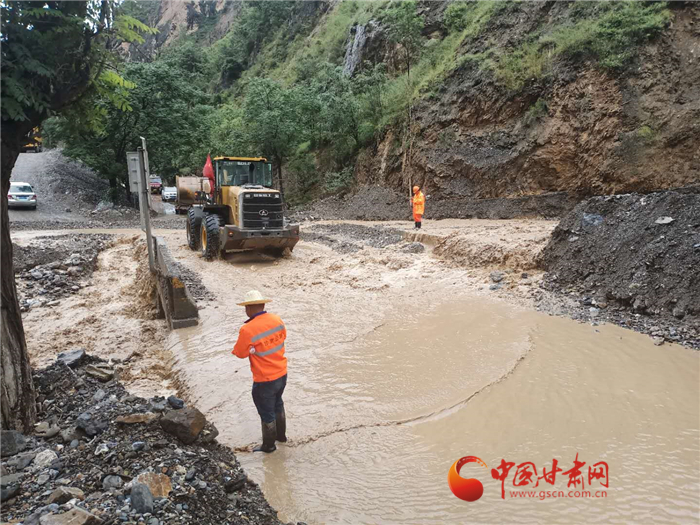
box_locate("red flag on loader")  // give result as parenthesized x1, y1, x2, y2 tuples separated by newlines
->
(203, 154, 215, 195)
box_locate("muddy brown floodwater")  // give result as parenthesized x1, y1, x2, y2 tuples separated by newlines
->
(158, 229, 700, 525)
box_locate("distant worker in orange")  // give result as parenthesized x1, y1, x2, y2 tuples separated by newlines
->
(411, 185, 425, 229)
(232, 290, 288, 453)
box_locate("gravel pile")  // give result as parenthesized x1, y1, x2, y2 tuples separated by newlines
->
(13, 235, 112, 312)
(302, 223, 405, 253)
(0, 351, 282, 525)
(539, 191, 700, 347)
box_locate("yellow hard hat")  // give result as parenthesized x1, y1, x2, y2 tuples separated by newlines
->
(237, 290, 271, 306)
(413, 186, 420, 193)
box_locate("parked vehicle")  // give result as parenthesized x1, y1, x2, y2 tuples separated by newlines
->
(161, 186, 177, 202)
(20, 127, 43, 153)
(8, 181, 37, 209)
(149, 177, 162, 194)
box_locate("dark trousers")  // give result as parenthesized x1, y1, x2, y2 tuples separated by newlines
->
(252, 374, 287, 423)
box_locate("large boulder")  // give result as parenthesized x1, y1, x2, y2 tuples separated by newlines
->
(159, 407, 205, 444)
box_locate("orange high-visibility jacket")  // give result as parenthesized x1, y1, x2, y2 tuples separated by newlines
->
(233, 312, 288, 383)
(412, 191, 425, 215)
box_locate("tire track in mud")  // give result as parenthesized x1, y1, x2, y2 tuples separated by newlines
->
(233, 337, 533, 452)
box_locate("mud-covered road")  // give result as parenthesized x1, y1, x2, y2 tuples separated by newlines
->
(9, 164, 699, 524)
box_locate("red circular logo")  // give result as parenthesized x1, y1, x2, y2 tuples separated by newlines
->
(448, 456, 488, 502)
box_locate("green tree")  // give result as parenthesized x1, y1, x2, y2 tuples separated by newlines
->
(0, 0, 153, 432)
(243, 78, 304, 194)
(53, 56, 214, 197)
(384, 0, 424, 81)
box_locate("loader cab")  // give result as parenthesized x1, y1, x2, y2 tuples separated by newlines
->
(213, 157, 273, 188)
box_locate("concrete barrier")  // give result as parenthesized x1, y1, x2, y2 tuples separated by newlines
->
(152, 236, 199, 329)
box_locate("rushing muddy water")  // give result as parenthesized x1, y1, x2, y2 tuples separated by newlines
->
(165, 242, 699, 524)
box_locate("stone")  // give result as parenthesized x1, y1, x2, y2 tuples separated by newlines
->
(92, 389, 106, 402)
(653, 337, 665, 346)
(224, 476, 246, 493)
(35, 421, 60, 439)
(490, 271, 505, 283)
(0, 472, 25, 487)
(520, 272, 529, 279)
(31, 270, 43, 280)
(149, 397, 167, 412)
(654, 216, 674, 225)
(167, 396, 184, 409)
(95, 443, 109, 456)
(672, 306, 685, 319)
(7, 451, 35, 469)
(135, 472, 172, 498)
(39, 507, 102, 524)
(60, 427, 80, 443)
(488, 283, 502, 291)
(102, 475, 123, 490)
(34, 449, 58, 469)
(85, 364, 114, 382)
(56, 348, 86, 368)
(132, 441, 146, 451)
(115, 412, 157, 425)
(1, 430, 27, 457)
(70, 440, 79, 449)
(130, 483, 154, 514)
(401, 242, 425, 254)
(76, 412, 108, 437)
(1, 484, 20, 501)
(589, 307, 600, 317)
(46, 486, 85, 504)
(185, 468, 196, 481)
(37, 474, 50, 485)
(159, 407, 206, 444)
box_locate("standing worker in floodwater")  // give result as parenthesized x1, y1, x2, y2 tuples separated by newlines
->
(232, 290, 288, 453)
(411, 185, 425, 229)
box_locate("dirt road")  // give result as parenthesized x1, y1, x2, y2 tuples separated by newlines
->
(11, 217, 699, 524)
(8, 152, 80, 223)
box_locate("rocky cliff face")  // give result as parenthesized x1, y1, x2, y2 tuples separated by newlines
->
(356, 2, 700, 200)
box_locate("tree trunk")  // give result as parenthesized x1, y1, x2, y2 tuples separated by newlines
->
(1, 136, 37, 433)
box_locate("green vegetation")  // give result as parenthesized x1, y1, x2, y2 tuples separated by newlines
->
(493, 1, 671, 90)
(42, 0, 673, 203)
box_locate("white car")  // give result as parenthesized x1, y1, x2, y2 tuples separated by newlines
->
(161, 186, 177, 202)
(8, 181, 37, 209)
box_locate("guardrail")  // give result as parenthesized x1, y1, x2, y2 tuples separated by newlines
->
(153, 236, 199, 329)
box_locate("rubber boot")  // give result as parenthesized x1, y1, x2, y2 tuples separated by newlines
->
(253, 421, 277, 453)
(275, 409, 287, 443)
(417, 221, 422, 229)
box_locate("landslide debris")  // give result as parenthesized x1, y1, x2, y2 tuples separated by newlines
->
(302, 223, 405, 253)
(13, 234, 112, 312)
(291, 186, 577, 222)
(540, 191, 700, 344)
(0, 353, 281, 525)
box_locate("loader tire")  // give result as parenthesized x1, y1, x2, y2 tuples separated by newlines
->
(201, 214, 222, 261)
(187, 208, 202, 250)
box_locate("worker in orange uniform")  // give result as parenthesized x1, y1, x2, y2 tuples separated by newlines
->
(232, 290, 288, 453)
(411, 185, 425, 229)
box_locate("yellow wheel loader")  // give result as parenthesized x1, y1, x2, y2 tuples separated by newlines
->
(177, 157, 300, 260)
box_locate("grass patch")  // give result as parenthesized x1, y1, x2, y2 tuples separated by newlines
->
(493, 1, 671, 91)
